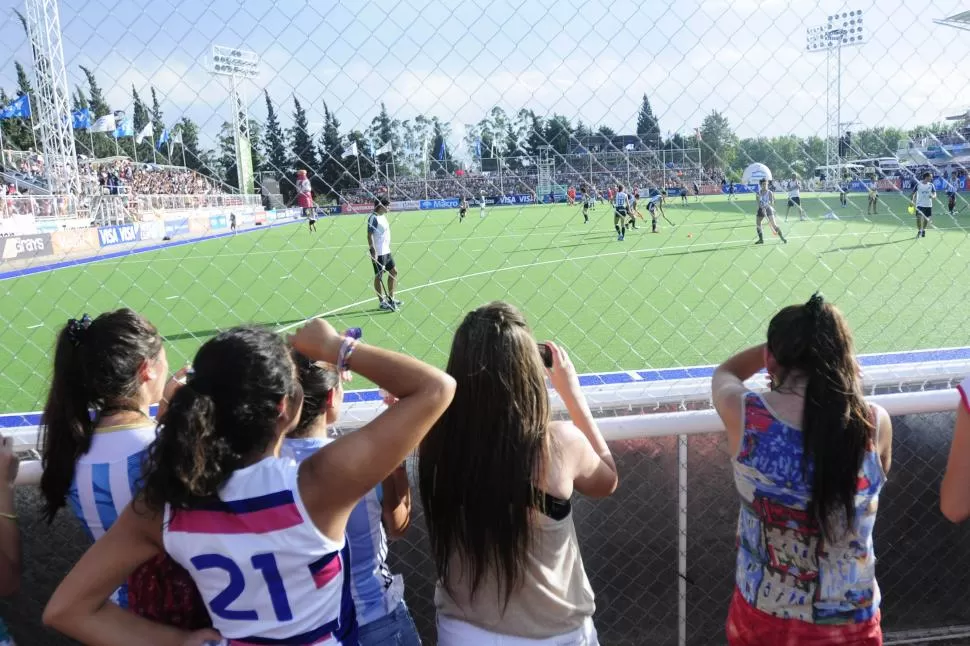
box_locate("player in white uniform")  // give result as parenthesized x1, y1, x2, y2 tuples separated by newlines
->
(756, 179, 787, 245)
(647, 189, 665, 233)
(43, 321, 456, 646)
(480, 193, 486, 218)
(613, 184, 630, 241)
(784, 177, 806, 221)
(911, 171, 937, 238)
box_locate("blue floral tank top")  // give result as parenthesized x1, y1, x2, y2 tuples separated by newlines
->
(733, 392, 886, 624)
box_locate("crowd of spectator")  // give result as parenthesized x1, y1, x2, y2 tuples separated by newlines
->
(78, 159, 218, 197)
(0, 293, 968, 645)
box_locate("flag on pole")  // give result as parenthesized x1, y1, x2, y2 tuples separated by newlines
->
(342, 142, 358, 158)
(695, 128, 702, 141)
(90, 114, 117, 133)
(72, 108, 92, 130)
(171, 129, 183, 145)
(156, 128, 170, 151)
(475, 137, 482, 159)
(0, 95, 30, 120)
(113, 117, 134, 139)
(437, 141, 445, 161)
(375, 141, 392, 155)
(135, 123, 154, 145)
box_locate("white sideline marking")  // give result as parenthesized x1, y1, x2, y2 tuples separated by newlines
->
(164, 295, 179, 300)
(276, 230, 883, 333)
(25, 324, 42, 330)
(626, 371, 643, 381)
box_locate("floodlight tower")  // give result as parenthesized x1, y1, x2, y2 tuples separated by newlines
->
(211, 46, 260, 194)
(25, 0, 80, 203)
(806, 9, 866, 187)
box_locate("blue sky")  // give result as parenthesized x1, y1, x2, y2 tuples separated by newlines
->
(2, 0, 969, 152)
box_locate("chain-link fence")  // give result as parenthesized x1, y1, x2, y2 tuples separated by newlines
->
(4, 0, 970, 644)
(4, 413, 970, 645)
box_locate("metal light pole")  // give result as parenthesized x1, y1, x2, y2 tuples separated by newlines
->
(211, 46, 260, 194)
(806, 9, 865, 188)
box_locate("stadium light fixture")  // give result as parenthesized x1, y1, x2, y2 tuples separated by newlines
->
(210, 45, 260, 194)
(805, 9, 866, 187)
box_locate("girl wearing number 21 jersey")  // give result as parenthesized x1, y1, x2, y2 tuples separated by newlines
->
(44, 322, 456, 646)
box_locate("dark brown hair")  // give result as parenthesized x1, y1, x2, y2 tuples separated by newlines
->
(767, 293, 872, 539)
(419, 301, 550, 608)
(39, 309, 162, 522)
(290, 350, 339, 438)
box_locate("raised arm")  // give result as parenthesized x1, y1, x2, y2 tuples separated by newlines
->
(712, 344, 764, 456)
(289, 320, 455, 541)
(942, 386, 970, 522)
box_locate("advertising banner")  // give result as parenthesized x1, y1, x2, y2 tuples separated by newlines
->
(0, 233, 53, 261)
(391, 200, 421, 211)
(723, 184, 759, 194)
(419, 198, 461, 210)
(238, 212, 256, 227)
(97, 224, 140, 248)
(0, 213, 37, 237)
(51, 228, 100, 256)
(699, 184, 721, 196)
(209, 214, 228, 230)
(139, 221, 165, 241)
(876, 178, 902, 191)
(188, 216, 211, 235)
(491, 194, 535, 206)
(341, 203, 373, 214)
(164, 218, 190, 237)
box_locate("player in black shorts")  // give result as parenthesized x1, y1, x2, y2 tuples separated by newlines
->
(947, 178, 958, 216)
(458, 197, 468, 222)
(229, 212, 237, 234)
(367, 196, 401, 311)
(581, 185, 592, 223)
(627, 189, 642, 229)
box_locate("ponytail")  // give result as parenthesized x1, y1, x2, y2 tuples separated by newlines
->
(768, 294, 872, 540)
(141, 383, 243, 511)
(38, 309, 162, 523)
(39, 326, 95, 523)
(139, 326, 297, 512)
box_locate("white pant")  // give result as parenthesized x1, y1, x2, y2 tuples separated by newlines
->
(436, 615, 599, 646)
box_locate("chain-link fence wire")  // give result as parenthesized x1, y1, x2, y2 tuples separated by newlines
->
(6, 1, 970, 415)
(5, 413, 970, 645)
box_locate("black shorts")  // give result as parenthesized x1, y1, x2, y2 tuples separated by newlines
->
(787, 196, 801, 207)
(459, 208, 467, 216)
(917, 206, 932, 219)
(303, 207, 315, 220)
(614, 207, 628, 218)
(372, 253, 395, 275)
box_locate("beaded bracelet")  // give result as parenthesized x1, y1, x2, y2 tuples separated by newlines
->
(337, 328, 363, 376)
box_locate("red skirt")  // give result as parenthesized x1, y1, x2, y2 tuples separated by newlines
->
(727, 587, 882, 646)
(127, 554, 212, 631)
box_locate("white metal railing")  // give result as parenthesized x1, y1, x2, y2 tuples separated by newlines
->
(0, 193, 262, 221)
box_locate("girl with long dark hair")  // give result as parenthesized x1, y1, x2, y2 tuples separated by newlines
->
(420, 301, 618, 645)
(712, 294, 892, 645)
(44, 319, 454, 645)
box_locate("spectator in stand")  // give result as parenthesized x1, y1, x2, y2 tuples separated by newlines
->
(284, 353, 420, 646)
(36, 310, 209, 629)
(44, 321, 455, 645)
(420, 301, 618, 646)
(0, 434, 20, 646)
(712, 293, 891, 646)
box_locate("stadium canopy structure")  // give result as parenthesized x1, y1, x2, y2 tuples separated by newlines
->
(934, 10, 970, 31)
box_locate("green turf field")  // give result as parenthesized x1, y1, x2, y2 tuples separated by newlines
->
(3, 192, 970, 413)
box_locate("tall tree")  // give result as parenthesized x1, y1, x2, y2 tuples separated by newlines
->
(636, 93, 661, 148)
(79, 65, 110, 117)
(367, 102, 399, 178)
(72, 86, 88, 111)
(3, 63, 35, 150)
(149, 87, 166, 158)
(173, 116, 214, 175)
(318, 101, 345, 197)
(543, 114, 573, 155)
(129, 86, 153, 161)
(289, 98, 318, 177)
(429, 117, 455, 175)
(261, 90, 289, 197)
(698, 110, 737, 171)
(596, 125, 616, 139)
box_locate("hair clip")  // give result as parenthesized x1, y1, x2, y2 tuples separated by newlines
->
(66, 314, 92, 346)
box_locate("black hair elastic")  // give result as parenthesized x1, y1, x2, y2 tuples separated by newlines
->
(66, 314, 92, 347)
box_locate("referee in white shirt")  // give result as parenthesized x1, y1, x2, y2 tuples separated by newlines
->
(367, 196, 401, 311)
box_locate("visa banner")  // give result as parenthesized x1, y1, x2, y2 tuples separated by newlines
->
(97, 224, 140, 247)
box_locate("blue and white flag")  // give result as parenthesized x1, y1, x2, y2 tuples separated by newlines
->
(437, 141, 445, 161)
(0, 95, 30, 120)
(475, 137, 482, 159)
(90, 114, 116, 133)
(156, 128, 170, 151)
(72, 108, 92, 130)
(113, 117, 134, 139)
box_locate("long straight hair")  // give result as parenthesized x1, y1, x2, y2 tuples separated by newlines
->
(767, 294, 873, 539)
(419, 301, 550, 609)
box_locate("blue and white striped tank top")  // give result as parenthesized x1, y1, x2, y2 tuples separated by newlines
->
(68, 422, 155, 607)
(281, 437, 405, 627)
